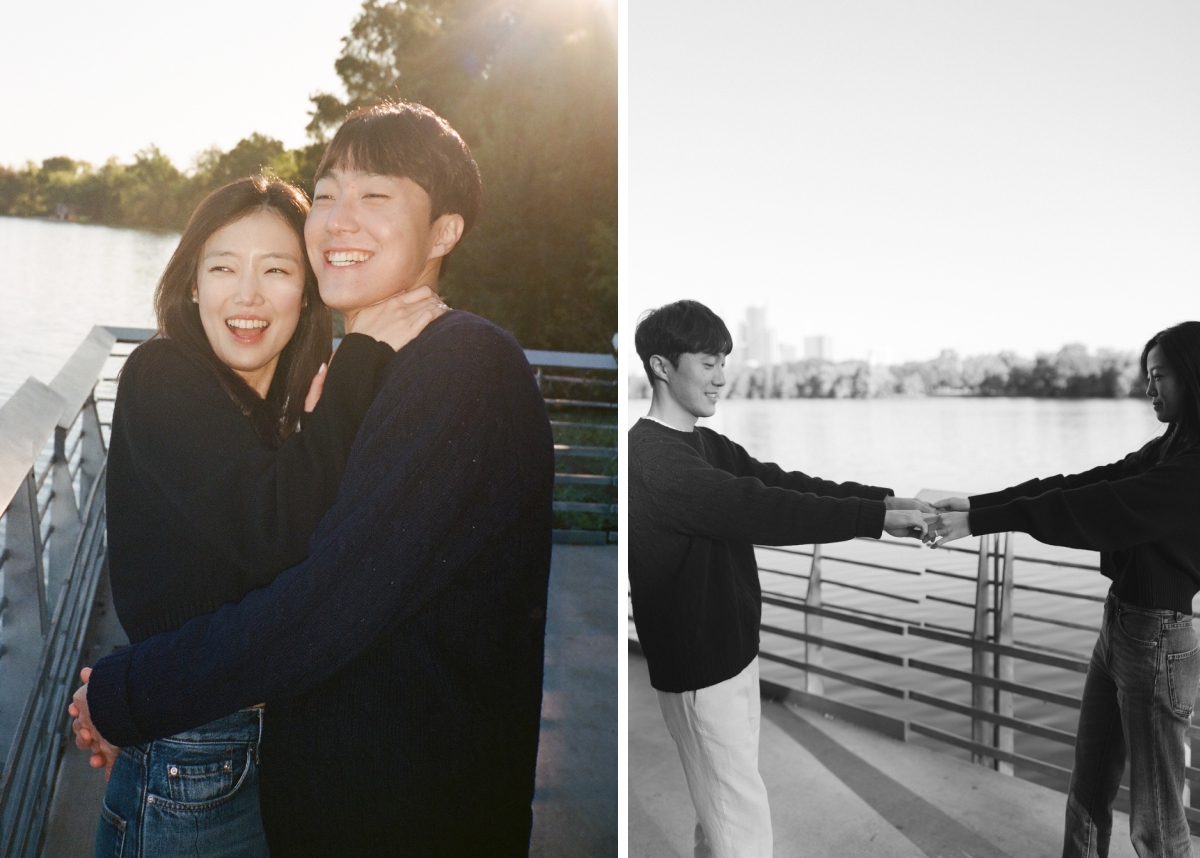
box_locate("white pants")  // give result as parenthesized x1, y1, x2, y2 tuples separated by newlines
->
(656, 657, 773, 858)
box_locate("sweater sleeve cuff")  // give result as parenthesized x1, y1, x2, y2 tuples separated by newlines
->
(855, 498, 887, 537)
(330, 333, 395, 377)
(968, 490, 1008, 509)
(87, 647, 148, 748)
(969, 504, 1020, 537)
(865, 486, 893, 501)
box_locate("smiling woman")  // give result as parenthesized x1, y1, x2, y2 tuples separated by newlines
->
(195, 209, 308, 398)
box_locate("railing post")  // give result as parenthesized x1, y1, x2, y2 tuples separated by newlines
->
(971, 534, 991, 767)
(0, 471, 47, 766)
(48, 425, 82, 614)
(994, 533, 1015, 775)
(78, 394, 105, 509)
(805, 544, 824, 695)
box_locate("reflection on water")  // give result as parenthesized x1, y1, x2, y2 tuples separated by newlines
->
(0, 217, 176, 402)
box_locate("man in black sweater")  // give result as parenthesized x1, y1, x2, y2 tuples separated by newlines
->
(72, 103, 555, 856)
(629, 301, 931, 858)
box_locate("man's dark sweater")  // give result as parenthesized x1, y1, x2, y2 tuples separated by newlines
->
(107, 334, 394, 643)
(87, 312, 556, 856)
(969, 445, 1200, 614)
(628, 418, 891, 693)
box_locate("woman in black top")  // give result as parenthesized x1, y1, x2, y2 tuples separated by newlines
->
(72, 177, 444, 858)
(930, 321, 1200, 858)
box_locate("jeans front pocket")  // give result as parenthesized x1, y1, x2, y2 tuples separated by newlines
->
(1167, 642, 1200, 717)
(1117, 609, 1162, 646)
(94, 802, 127, 858)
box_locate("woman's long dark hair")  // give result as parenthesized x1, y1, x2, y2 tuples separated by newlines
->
(154, 176, 331, 446)
(1139, 321, 1200, 464)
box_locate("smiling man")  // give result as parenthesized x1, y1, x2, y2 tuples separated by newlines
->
(75, 103, 555, 857)
(629, 300, 931, 858)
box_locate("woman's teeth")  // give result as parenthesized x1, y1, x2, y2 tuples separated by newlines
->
(227, 319, 268, 330)
(326, 250, 371, 267)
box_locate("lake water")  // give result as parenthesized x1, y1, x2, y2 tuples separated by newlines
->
(627, 396, 1177, 791)
(0, 216, 177, 402)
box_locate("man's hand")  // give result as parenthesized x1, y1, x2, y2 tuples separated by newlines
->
(926, 511, 972, 548)
(885, 495, 936, 514)
(68, 667, 119, 780)
(882, 510, 936, 540)
(932, 496, 970, 512)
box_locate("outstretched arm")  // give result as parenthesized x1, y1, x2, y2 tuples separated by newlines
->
(721, 434, 894, 502)
(932, 454, 1199, 551)
(85, 326, 550, 747)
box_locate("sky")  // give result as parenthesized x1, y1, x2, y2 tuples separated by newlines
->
(1, 0, 365, 170)
(625, 1, 1200, 365)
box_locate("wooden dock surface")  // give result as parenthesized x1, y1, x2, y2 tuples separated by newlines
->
(630, 651, 1197, 858)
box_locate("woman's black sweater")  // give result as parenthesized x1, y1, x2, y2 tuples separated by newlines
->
(968, 446, 1200, 613)
(106, 334, 395, 643)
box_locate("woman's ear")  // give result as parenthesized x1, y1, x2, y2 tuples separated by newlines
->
(428, 214, 466, 262)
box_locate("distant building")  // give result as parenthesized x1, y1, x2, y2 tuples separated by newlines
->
(804, 336, 833, 361)
(779, 343, 797, 364)
(738, 306, 774, 368)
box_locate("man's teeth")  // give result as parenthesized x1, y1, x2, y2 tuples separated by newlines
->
(326, 250, 372, 267)
(227, 319, 268, 330)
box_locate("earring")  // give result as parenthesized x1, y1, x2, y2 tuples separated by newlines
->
(191, 293, 198, 304)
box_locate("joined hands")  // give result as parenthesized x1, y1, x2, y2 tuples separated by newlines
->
(67, 667, 118, 780)
(878, 495, 972, 547)
(923, 496, 971, 548)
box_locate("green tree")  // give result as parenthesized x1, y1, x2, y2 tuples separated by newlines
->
(308, 0, 617, 352)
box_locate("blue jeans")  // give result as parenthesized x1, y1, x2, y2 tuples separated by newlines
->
(94, 708, 269, 858)
(1063, 594, 1200, 858)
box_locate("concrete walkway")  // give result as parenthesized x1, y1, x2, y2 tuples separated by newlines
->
(42, 545, 617, 856)
(531, 544, 618, 857)
(630, 651, 1197, 858)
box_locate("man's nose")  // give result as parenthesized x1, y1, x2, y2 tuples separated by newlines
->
(713, 367, 726, 387)
(326, 195, 359, 234)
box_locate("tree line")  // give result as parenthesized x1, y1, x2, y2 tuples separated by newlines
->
(0, 0, 616, 355)
(630, 344, 1145, 399)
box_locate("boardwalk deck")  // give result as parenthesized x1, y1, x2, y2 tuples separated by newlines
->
(630, 650, 1198, 858)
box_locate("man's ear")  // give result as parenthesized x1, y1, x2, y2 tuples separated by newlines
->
(648, 355, 672, 384)
(428, 213, 466, 262)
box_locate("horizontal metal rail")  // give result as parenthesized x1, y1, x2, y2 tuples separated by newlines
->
(552, 501, 617, 514)
(758, 651, 906, 698)
(554, 473, 616, 487)
(549, 420, 618, 431)
(757, 544, 922, 576)
(760, 568, 920, 603)
(554, 444, 617, 458)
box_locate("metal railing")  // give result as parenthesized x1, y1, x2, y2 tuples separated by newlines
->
(628, 501, 1200, 822)
(526, 350, 617, 545)
(0, 326, 116, 858)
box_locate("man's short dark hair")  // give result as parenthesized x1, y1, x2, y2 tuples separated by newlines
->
(315, 101, 483, 236)
(635, 300, 734, 381)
